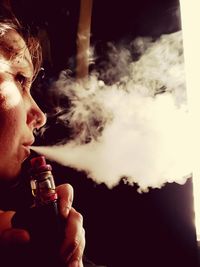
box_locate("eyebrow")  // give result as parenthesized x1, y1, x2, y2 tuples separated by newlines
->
(0, 40, 31, 61)
(0, 42, 14, 60)
(0, 47, 33, 78)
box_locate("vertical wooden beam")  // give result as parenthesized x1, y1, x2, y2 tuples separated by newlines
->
(76, 0, 93, 80)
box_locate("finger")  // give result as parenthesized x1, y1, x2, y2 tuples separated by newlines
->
(0, 228, 30, 246)
(56, 184, 74, 218)
(60, 208, 85, 263)
(69, 259, 84, 267)
(68, 229, 85, 267)
(68, 257, 84, 267)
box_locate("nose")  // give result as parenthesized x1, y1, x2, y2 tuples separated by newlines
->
(27, 98, 46, 130)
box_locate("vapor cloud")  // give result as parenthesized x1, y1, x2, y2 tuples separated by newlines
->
(32, 31, 192, 192)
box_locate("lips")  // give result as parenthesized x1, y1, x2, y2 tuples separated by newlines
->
(22, 145, 31, 159)
(22, 138, 35, 160)
(23, 138, 35, 147)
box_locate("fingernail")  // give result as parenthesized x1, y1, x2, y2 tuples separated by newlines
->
(69, 260, 79, 267)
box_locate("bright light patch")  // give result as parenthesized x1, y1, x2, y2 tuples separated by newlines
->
(2, 81, 21, 108)
(180, 0, 200, 241)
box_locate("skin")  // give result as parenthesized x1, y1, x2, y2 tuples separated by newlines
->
(0, 29, 85, 267)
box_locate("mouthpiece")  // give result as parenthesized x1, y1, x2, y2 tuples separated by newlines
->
(30, 155, 52, 174)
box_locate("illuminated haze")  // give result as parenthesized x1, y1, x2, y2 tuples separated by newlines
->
(32, 31, 192, 192)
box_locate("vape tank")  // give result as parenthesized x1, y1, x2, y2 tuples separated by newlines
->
(30, 156, 58, 207)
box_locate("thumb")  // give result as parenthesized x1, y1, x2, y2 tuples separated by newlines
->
(0, 228, 30, 246)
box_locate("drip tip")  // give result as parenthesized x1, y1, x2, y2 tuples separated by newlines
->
(31, 156, 46, 168)
(30, 156, 52, 174)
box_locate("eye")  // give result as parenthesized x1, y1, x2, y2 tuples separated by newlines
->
(15, 73, 31, 91)
(16, 73, 26, 86)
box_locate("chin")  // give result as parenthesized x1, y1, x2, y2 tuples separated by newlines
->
(0, 166, 21, 182)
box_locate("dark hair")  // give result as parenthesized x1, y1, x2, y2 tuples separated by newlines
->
(0, 5, 42, 80)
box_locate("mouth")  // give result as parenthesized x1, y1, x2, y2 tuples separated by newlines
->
(22, 145, 31, 161)
(23, 138, 35, 147)
(22, 139, 35, 160)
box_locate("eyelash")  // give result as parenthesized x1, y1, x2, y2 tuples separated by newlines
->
(15, 73, 30, 91)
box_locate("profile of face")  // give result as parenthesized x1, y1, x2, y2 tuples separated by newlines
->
(0, 29, 46, 181)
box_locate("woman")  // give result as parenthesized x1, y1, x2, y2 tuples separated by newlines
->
(0, 7, 85, 267)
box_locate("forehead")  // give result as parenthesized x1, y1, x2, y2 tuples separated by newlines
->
(0, 29, 33, 77)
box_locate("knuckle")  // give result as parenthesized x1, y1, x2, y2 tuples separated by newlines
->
(57, 183, 74, 202)
(82, 227, 85, 236)
(64, 184, 74, 202)
(72, 238, 85, 259)
(73, 237, 80, 248)
(73, 211, 83, 223)
(81, 228, 85, 241)
(69, 237, 81, 255)
(64, 183, 73, 194)
(57, 183, 73, 194)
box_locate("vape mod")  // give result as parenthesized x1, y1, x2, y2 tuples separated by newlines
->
(12, 156, 64, 266)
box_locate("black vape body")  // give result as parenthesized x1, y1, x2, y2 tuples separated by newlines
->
(11, 156, 65, 267)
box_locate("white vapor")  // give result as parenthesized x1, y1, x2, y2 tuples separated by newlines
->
(32, 31, 192, 192)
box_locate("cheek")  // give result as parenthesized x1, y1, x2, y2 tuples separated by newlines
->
(0, 81, 21, 110)
(0, 81, 27, 142)
(0, 84, 25, 138)
(0, 104, 26, 177)
(0, 104, 26, 142)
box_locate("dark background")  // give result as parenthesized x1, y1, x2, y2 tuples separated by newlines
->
(1, 0, 199, 266)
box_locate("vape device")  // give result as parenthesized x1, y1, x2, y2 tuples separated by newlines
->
(12, 156, 64, 267)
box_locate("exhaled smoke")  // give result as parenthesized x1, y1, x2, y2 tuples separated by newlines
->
(31, 31, 192, 192)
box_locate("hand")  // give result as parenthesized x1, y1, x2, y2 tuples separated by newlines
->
(0, 210, 30, 246)
(56, 184, 85, 267)
(0, 183, 85, 267)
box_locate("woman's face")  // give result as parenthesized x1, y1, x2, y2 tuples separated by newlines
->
(0, 29, 46, 181)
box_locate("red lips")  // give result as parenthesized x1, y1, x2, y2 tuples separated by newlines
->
(22, 138, 35, 160)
